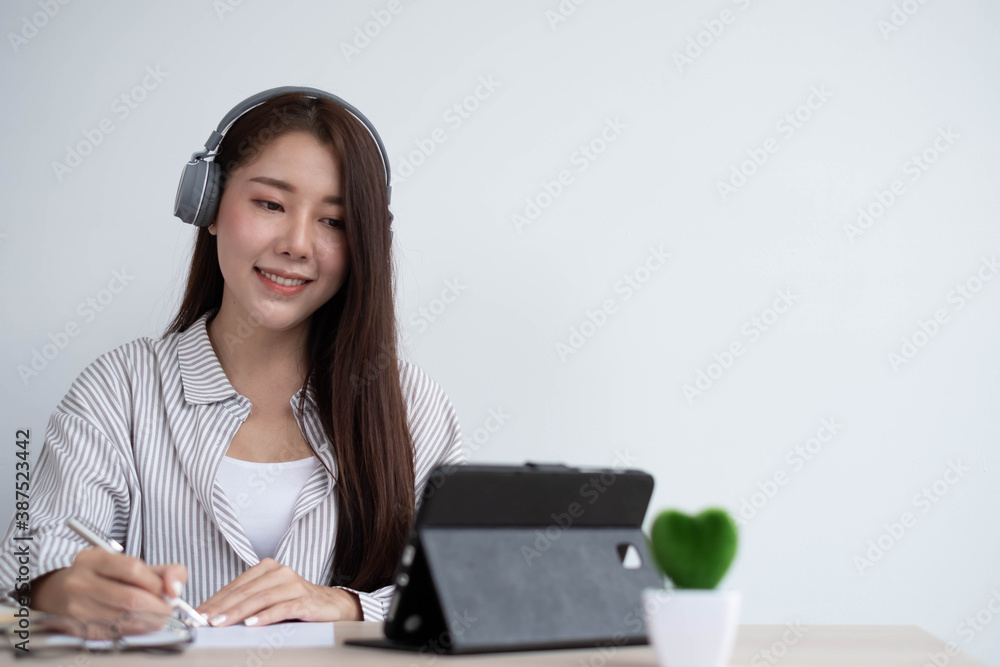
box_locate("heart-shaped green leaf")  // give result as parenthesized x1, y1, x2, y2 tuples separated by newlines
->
(650, 508, 738, 589)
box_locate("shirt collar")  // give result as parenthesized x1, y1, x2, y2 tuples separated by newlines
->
(173, 308, 337, 500)
(177, 308, 318, 410)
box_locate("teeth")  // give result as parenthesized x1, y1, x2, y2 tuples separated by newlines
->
(259, 269, 306, 287)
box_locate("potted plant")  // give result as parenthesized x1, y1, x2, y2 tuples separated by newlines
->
(642, 508, 740, 667)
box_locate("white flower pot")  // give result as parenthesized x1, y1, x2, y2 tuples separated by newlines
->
(642, 588, 741, 667)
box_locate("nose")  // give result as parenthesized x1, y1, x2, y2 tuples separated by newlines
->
(274, 208, 313, 260)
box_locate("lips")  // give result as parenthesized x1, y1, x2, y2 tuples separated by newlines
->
(255, 267, 311, 287)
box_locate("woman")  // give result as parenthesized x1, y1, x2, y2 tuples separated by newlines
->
(0, 89, 464, 630)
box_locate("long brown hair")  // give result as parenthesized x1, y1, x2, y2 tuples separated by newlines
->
(164, 92, 414, 592)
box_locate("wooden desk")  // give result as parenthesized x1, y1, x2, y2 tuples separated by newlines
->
(0, 622, 986, 665)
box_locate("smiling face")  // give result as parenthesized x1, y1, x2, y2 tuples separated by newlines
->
(208, 130, 349, 335)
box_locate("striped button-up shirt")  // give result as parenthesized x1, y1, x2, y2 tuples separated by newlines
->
(0, 309, 464, 621)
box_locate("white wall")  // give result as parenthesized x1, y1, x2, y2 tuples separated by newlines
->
(2, 0, 998, 662)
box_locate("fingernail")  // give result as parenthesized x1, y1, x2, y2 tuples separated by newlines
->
(200, 612, 209, 621)
(244, 616, 258, 626)
(210, 614, 227, 626)
(172, 581, 184, 596)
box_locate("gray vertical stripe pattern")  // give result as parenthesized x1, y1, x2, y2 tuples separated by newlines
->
(0, 309, 465, 622)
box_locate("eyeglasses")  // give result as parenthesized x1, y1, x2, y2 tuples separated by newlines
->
(2, 611, 195, 657)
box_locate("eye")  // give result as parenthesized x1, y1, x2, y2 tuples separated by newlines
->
(254, 200, 283, 212)
(323, 218, 344, 229)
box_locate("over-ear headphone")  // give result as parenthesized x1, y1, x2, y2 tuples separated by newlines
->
(173, 85, 393, 231)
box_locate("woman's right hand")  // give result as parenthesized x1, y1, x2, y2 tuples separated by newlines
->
(31, 547, 189, 638)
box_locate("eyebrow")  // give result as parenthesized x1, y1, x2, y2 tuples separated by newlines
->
(248, 176, 343, 205)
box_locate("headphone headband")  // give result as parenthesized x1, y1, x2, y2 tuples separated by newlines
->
(173, 85, 393, 229)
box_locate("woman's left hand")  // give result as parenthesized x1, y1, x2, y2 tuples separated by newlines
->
(195, 558, 362, 626)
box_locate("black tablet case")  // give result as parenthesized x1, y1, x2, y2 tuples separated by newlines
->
(345, 463, 663, 654)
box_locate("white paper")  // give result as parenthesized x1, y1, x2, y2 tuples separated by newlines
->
(192, 621, 336, 648)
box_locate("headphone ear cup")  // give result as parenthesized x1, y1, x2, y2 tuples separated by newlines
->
(174, 158, 221, 227)
(173, 159, 208, 225)
(194, 162, 222, 228)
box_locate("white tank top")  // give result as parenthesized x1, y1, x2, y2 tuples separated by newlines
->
(215, 455, 322, 560)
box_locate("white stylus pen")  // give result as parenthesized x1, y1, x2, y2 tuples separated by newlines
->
(66, 517, 209, 628)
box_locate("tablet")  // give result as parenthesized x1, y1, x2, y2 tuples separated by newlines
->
(346, 462, 662, 654)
